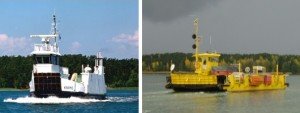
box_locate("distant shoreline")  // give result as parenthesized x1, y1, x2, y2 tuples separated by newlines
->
(143, 71, 298, 75)
(143, 71, 195, 75)
(0, 88, 29, 91)
(143, 71, 170, 74)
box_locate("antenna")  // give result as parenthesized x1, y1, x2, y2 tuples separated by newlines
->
(51, 10, 61, 47)
(209, 35, 211, 45)
(52, 12, 57, 35)
(209, 35, 212, 52)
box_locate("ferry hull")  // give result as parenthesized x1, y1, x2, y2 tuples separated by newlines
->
(167, 81, 288, 92)
(33, 73, 62, 94)
(223, 85, 288, 92)
(166, 73, 224, 91)
(166, 73, 289, 92)
(166, 84, 224, 91)
(30, 72, 106, 100)
(222, 73, 289, 92)
(29, 91, 106, 100)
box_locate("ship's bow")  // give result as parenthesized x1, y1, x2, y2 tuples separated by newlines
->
(30, 73, 62, 97)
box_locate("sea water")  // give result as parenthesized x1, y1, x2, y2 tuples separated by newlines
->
(1, 89, 138, 113)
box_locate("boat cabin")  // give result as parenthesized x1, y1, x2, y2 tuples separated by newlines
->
(194, 53, 220, 74)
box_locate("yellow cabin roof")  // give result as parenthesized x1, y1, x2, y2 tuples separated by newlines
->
(193, 53, 220, 57)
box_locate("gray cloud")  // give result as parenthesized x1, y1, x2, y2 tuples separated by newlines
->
(143, 0, 220, 23)
(143, 0, 300, 55)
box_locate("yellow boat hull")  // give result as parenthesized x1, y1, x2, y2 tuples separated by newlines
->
(166, 72, 222, 91)
(170, 73, 217, 85)
(223, 73, 288, 92)
(223, 84, 287, 92)
(166, 72, 288, 92)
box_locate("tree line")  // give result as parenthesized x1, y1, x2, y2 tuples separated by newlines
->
(143, 53, 300, 74)
(0, 55, 138, 88)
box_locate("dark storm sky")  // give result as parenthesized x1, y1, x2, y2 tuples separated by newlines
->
(143, 0, 300, 55)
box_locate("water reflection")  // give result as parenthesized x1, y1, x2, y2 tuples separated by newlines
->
(227, 90, 285, 106)
(165, 90, 286, 113)
(223, 91, 286, 113)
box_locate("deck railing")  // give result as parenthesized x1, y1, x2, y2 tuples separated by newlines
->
(33, 44, 59, 53)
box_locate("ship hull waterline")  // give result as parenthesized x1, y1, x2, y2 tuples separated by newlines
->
(166, 75, 289, 92)
(29, 91, 106, 100)
(166, 83, 289, 92)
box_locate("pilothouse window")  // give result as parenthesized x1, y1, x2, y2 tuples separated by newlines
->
(212, 58, 219, 62)
(51, 55, 59, 65)
(36, 57, 42, 64)
(51, 55, 56, 65)
(35, 55, 59, 65)
(57, 57, 59, 65)
(43, 57, 50, 63)
(35, 56, 50, 64)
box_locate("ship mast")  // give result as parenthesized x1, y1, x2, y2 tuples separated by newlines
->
(193, 18, 200, 64)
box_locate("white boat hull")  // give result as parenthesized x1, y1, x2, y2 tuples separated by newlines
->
(29, 72, 106, 100)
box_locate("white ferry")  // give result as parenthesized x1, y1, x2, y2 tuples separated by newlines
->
(29, 13, 106, 99)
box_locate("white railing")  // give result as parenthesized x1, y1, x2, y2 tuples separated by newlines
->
(33, 44, 59, 53)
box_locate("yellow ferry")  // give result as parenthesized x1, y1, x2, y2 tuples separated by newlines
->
(165, 18, 289, 92)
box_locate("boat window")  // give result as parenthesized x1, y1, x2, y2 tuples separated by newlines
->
(212, 58, 219, 62)
(57, 57, 60, 65)
(51, 55, 57, 65)
(34, 55, 60, 64)
(36, 57, 42, 64)
(43, 56, 50, 63)
(35, 56, 50, 64)
(49, 55, 52, 64)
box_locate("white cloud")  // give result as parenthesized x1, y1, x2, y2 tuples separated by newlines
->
(0, 34, 31, 55)
(109, 30, 139, 58)
(70, 41, 81, 53)
(0, 34, 8, 42)
(112, 30, 139, 47)
(71, 41, 81, 49)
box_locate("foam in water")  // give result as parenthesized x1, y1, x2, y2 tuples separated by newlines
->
(3, 96, 138, 104)
(4, 96, 107, 104)
(107, 96, 138, 102)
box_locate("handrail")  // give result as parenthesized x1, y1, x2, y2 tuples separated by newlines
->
(33, 44, 59, 53)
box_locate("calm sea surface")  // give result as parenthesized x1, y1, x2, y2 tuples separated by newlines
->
(143, 74, 300, 113)
(0, 89, 138, 113)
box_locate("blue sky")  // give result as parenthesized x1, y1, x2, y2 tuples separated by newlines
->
(0, 0, 138, 59)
